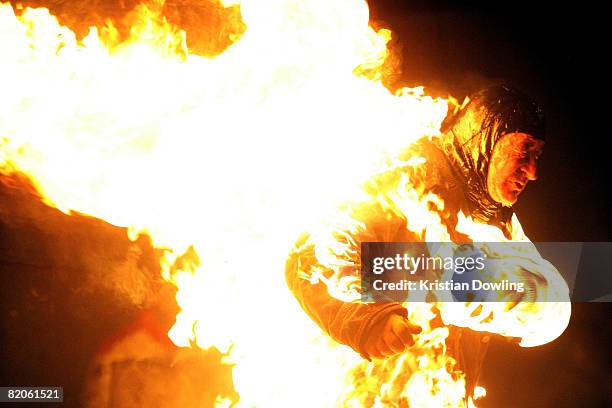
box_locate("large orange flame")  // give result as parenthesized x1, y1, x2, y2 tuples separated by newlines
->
(0, 0, 569, 406)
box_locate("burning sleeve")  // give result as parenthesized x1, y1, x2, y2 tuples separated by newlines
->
(439, 214, 572, 347)
(285, 200, 410, 359)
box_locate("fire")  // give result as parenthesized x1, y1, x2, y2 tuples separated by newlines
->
(306, 158, 571, 405)
(0, 0, 570, 407)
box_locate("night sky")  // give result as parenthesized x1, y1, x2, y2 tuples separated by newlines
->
(368, 0, 611, 242)
(367, 2, 611, 406)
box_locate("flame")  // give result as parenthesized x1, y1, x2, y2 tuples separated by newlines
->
(306, 151, 571, 405)
(0, 0, 570, 407)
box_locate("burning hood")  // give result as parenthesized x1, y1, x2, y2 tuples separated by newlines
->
(439, 85, 546, 225)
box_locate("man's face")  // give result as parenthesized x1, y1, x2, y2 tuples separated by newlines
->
(487, 132, 545, 206)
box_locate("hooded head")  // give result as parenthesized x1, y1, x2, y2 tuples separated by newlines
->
(439, 85, 545, 224)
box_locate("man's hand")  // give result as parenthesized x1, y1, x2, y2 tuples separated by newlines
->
(363, 313, 422, 359)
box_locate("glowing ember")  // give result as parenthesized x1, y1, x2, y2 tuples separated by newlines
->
(0, 0, 569, 407)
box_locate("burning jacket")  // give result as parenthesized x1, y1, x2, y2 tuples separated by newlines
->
(285, 86, 568, 365)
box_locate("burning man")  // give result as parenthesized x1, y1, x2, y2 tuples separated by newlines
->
(285, 85, 570, 395)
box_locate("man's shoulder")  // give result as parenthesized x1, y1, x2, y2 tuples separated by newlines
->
(395, 137, 459, 192)
(398, 136, 447, 161)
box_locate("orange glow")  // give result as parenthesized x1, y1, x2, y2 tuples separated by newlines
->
(0, 1, 569, 406)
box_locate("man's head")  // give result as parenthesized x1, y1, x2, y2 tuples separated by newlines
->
(439, 85, 546, 220)
(487, 132, 544, 206)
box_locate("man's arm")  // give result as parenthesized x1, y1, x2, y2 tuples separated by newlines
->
(439, 213, 572, 347)
(285, 200, 421, 359)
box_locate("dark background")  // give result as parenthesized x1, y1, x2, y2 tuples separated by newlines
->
(367, 1, 611, 406)
(1, 1, 611, 407)
(369, 0, 611, 242)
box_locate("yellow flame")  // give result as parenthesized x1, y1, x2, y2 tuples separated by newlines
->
(306, 142, 570, 404)
(0, 0, 569, 406)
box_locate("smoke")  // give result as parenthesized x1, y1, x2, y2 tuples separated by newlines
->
(9, 0, 245, 56)
(0, 173, 170, 309)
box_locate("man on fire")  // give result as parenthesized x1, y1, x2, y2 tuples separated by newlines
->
(285, 85, 571, 397)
